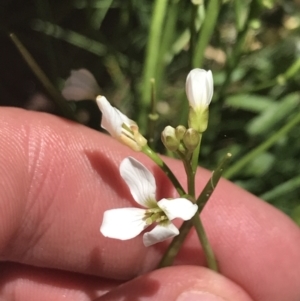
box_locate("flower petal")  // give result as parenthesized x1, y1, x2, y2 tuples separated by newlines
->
(96, 96, 134, 137)
(62, 69, 100, 101)
(120, 157, 157, 208)
(185, 69, 213, 108)
(143, 223, 179, 247)
(100, 208, 148, 240)
(157, 198, 198, 220)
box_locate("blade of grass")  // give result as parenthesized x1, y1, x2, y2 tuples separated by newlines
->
(224, 110, 300, 179)
(192, 0, 221, 68)
(10, 33, 76, 121)
(140, 0, 168, 131)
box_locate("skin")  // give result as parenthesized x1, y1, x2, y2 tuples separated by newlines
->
(0, 107, 299, 301)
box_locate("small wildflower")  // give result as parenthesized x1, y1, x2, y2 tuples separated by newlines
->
(100, 157, 198, 247)
(96, 96, 147, 151)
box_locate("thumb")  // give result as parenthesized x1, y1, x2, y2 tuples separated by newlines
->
(97, 266, 253, 301)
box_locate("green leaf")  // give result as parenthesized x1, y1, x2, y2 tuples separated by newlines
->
(291, 205, 300, 226)
(247, 93, 300, 136)
(242, 152, 274, 176)
(225, 94, 273, 113)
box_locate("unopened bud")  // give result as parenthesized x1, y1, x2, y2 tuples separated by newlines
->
(161, 126, 180, 151)
(183, 128, 200, 151)
(62, 69, 101, 101)
(186, 69, 213, 133)
(175, 125, 186, 141)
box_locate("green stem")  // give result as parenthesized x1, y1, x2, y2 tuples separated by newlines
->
(143, 145, 214, 272)
(176, 150, 195, 196)
(192, 214, 218, 271)
(155, 0, 179, 95)
(140, 0, 168, 131)
(147, 79, 159, 148)
(223, 111, 300, 179)
(216, 0, 259, 100)
(231, 57, 300, 95)
(158, 153, 232, 268)
(191, 134, 202, 173)
(189, 4, 198, 66)
(192, 0, 221, 68)
(142, 145, 186, 196)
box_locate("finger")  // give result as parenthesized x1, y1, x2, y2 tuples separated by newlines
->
(0, 107, 300, 301)
(0, 262, 120, 301)
(97, 266, 253, 301)
(0, 263, 252, 301)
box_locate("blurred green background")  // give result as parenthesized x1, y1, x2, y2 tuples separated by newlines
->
(1, 0, 300, 223)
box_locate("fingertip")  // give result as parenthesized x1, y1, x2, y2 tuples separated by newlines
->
(97, 266, 253, 301)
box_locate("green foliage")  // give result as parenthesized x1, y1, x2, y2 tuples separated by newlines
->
(2, 0, 300, 220)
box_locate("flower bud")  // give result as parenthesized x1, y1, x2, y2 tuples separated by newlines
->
(183, 128, 200, 151)
(175, 125, 186, 141)
(161, 126, 180, 151)
(186, 69, 213, 133)
(62, 69, 101, 101)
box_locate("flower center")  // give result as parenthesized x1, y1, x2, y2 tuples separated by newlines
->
(144, 208, 168, 225)
(121, 123, 135, 140)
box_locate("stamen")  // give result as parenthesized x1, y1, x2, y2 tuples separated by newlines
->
(144, 208, 167, 225)
(145, 217, 153, 225)
(146, 208, 161, 213)
(156, 215, 168, 223)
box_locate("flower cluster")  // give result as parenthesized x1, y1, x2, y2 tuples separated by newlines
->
(62, 68, 213, 246)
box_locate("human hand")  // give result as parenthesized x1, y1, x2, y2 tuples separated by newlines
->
(0, 107, 299, 301)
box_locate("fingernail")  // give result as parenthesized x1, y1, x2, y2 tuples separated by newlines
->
(176, 291, 226, 301)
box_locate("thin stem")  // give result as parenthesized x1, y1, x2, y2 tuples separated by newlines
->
(142, 145, 186, 196)
(9, 33, 76, 121)
(191, 134, 202, 173)
(174, 151, 212, 269)
(189, 4, 198, 66)
(140, 0, 168, 131)
(155, 0, 179, 95)
(216, 0, 259, 100)
(176, 150, 195, 196)
(147, 79, 159, 148)
(224, 110, 300, 179)
(158, 153, 232, 268)
(192, 214, 218, 271)
(192, 0, 221, 68)
(230, 57, 300, 95)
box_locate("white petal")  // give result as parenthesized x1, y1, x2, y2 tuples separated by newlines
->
(100, 208, 148, 240)
(120, 157, 157, 208)
(96, 96, 135, 138)
(157, 198, 198, 220)
(62, 69, 100, 101)
(143, 223, 179, 247)
(206, 70, 214, 103)
(162, 125, 176, 137)
(185, 69, 213, 108)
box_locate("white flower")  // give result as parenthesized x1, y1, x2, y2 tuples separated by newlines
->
(185, 68, 213, 109)
(185, 69, 213, 133)
(62, 69, 101, 101)
(96, 96, 147, 151)
(100, 157, 198, 247)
